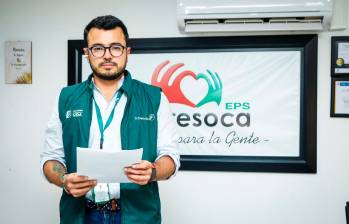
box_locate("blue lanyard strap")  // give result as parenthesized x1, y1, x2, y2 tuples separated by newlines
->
(93, 90, 123, 149)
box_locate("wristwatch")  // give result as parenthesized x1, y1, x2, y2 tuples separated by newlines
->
(149, 163, 157, 183)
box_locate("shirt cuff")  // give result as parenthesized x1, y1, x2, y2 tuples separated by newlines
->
(155, 153, 180, 179)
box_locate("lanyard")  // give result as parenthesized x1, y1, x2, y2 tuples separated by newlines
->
(93, 90, 123, 149)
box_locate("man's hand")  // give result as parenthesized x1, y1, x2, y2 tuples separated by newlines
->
(124, 160, 153, 185)
(63, 173, 97, 197)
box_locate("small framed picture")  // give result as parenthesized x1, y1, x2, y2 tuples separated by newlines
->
(331, 36, 349, 77)
(4, 41, 32, 84)
(330, 78, 349, 117)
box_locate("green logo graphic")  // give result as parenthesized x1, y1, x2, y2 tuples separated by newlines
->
(196, 69, 222, 107)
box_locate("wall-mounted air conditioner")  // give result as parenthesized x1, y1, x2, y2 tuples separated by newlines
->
(177, 0, 333, 33)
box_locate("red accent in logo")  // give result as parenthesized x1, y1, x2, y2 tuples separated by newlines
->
(151, 60, 197, 107)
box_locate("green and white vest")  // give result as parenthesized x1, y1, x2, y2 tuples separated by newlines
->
(58, 71, 161, 224)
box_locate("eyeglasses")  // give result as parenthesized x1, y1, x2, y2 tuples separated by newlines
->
(87, 44, 126, 58)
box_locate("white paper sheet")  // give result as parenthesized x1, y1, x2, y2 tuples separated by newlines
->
(77, 147, 143, 183)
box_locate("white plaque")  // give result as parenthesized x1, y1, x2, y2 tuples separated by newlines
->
(5, 41, 32, 84)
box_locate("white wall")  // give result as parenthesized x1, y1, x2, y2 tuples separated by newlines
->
(0, 0, 349, 223)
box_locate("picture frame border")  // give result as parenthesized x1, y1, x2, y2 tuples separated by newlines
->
(331, 36, 349, 77)
(68, 35, 317, 173)
(330, 77, 349, 118)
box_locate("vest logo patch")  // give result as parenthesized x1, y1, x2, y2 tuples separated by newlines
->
(66, 109, 83, 118)
(134, 114, 155, 121)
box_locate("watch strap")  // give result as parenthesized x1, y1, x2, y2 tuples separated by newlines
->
(149, 163, 157, 183)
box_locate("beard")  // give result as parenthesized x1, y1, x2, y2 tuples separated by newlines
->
(90, 60, 126, 81)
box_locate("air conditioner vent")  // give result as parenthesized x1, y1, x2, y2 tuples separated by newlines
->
(269, 17, 322, 24)
(185, 17, 323, 26)
(186, 19, 219, 25)
(224, 19, 264, 24)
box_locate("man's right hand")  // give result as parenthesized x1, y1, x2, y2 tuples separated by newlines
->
(63, 173, 97, 198)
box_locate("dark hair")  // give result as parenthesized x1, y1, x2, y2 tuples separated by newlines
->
(84, 15, 129, 47)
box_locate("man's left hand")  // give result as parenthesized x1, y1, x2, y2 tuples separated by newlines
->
(124, 160, 153, 185)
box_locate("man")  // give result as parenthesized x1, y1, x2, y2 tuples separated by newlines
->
(40, 15, 180, 224)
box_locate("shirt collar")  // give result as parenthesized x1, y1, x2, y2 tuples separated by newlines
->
(87, 70, 132, 96)
(91, 75, 124, 94)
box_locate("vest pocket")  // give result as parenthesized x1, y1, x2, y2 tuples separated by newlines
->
(121, 183, 161, 223)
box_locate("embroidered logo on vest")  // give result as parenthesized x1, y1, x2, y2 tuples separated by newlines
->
(66, 109, 84, 118)
(134, 114, 155, 121)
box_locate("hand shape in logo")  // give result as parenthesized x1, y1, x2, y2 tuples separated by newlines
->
(151, 60, 197, 107)
(196, 69, 222, 107)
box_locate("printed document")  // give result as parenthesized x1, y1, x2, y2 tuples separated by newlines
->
(77, 147, 143, 183)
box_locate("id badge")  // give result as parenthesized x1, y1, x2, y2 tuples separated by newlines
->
(94, 183, 110, 203)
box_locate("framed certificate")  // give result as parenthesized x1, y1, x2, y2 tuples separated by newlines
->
(331, 78, 349, 117)
(331, 36, 349, 76)
(5, 41, 32, 84)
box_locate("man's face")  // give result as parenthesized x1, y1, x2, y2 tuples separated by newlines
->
(84, 27, 130, 81)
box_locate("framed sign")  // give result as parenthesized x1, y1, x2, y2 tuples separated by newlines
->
(5, 41, 32, 84)
(331, 36, 349, 76)
(68, 35, 317, 173)
(330, 77, 349, 117)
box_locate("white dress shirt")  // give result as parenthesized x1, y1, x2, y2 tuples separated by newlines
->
(40, 76, 180, 200)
